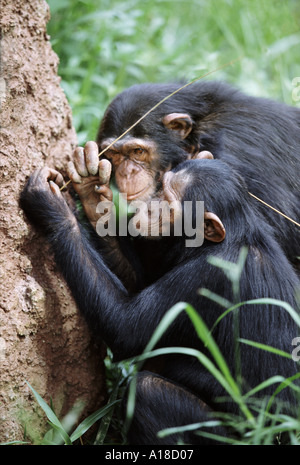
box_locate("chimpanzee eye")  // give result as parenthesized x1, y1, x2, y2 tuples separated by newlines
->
(131, 148, 148, 161)
(133, 148, 145, 155)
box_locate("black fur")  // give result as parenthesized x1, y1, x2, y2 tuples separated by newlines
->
(98, 81, 300, 267)
(20, 157, 300, 444)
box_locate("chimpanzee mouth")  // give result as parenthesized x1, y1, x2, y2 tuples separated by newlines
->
(126, 185, 151, 200)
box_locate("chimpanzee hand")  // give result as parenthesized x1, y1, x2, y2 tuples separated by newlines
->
(67, 141, 113, 229)
(20, 167, 76, 233)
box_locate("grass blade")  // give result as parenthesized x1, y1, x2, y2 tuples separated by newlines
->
(70, 401, 120, 442)
(239, 338, 293, 359)
(25, 381, 72, 444)
(46, 421, 72, 445)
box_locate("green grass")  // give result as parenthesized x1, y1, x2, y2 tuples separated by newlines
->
(47, 0, 300, 144)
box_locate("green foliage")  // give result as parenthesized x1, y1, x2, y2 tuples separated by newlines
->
(47, 0, 300, 144)
(23, 381, 120, 445)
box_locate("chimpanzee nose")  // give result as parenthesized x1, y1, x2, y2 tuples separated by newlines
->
(119, 160, 140, 178)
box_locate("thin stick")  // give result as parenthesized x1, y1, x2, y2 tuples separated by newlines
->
(248, 192, 300, 228)
(60, 56, 242, 191)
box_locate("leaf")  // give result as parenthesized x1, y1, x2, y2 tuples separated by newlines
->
(94, 373, 123, 445)
(239, 339, 293, 359)
(46, 421, 72, 445)
(198, 287, 233, 309)
(70, 401, 120, 442)
(26, 381, 72, 445)
(157, 420, 223, 438)
(0, 440, 29, 445)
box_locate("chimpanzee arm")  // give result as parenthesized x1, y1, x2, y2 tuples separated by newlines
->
(88, 228, 144, 292)
(20, 168, 198, 360)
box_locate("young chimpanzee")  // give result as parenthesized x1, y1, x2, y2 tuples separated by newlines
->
(68, 81, 300, 280)
(20, 157, 299, 444)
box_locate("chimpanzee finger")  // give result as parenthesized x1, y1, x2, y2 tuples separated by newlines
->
(94, 185, 113, 202)
(38, 167, 65, 185)
(84, 141, 99, 176)
(53, 171, 65, 187)
(98, 159, 112, 185)
(74, 147, 89, 177)
(49, 180, 63, 198)
(67, 161, 82, 184)
(28, 168, 43, 185)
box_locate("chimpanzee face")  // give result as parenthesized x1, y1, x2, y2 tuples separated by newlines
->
(99, 135, 161, 201)
(97, 83, 201, 202)
(131, 159, 226, 244)
(98, 111, 209, 202)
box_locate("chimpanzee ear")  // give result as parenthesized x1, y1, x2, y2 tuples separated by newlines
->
(204, 212, 226, 242)
(162, 113, 193, 139)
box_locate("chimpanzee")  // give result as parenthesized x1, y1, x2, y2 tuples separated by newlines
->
(20, 156, 299, 444)
(66, 81, 300, 286)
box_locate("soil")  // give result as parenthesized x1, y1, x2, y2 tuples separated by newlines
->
(0, 0, 106, 443)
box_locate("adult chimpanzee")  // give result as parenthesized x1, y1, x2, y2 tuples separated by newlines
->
(20, 156, 299, 444)
(66, 81, 300, 283)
